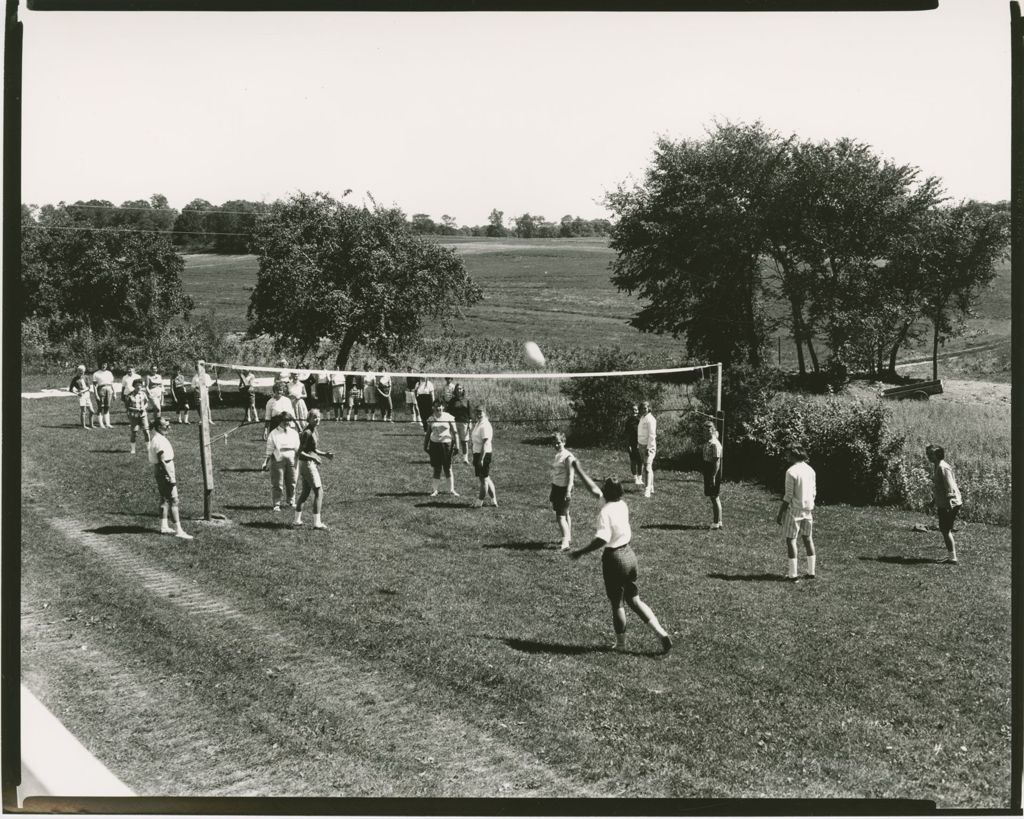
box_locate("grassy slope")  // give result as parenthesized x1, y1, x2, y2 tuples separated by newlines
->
(20, 397, 1012, 804)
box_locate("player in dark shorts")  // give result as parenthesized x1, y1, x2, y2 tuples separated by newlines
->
(625, 404, 642, 485)
(294, 409, 334, 529)
(702, 421, 723, 529)
(926, 444, 963, 564)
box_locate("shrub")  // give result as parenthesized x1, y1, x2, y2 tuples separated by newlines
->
(560, 348, 666, 446)
(744, 395, 910, 506)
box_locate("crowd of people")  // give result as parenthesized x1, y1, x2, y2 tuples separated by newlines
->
(67, 360, 967, 649)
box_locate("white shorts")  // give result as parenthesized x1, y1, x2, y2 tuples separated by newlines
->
(782, 514, 813, 541)
(332, 385, 345, 403)
(78, 392, 94, 409)
(299, 459, 322, 489)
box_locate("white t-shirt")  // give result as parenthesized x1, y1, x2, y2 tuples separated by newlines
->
(637, 413, 657, 448)
(550, 449, 576, 487)
(427, 411, 456, 444)
(148, 432, 176, 482)
(266, 426, 300, 461)
(784, 461, 816, 520)
(192, 373, 213, 391)
(93, 369, 114, 387)
(121, 372, 137, 394)
(415, 379, 434, 396)
(471, 418, 493, 454)
(594, 500, 631, 550)
(265, 395, 293, 421)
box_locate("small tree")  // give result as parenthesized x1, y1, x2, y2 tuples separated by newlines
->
(247, 191, 482, 368)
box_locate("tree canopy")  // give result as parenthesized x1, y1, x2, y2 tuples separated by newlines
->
(247, 192, 482, 368)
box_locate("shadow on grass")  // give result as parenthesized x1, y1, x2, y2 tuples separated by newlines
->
(504, 637, 610, 655)
(482, 540, 551, 551)
(859, 555, 949, 566)
(377, 492, 428, 498)
(643, 523, 710, 531)
(240, 521, 292, 530)
(39, 424, 85, 429)
(88, 449, 126, 454)
(414, 501, 467, 509)
(707, 572, 790, 582)
(221, 467, 263, 473)
(224, 504, 271, 511)
(85, 525, 154, 535)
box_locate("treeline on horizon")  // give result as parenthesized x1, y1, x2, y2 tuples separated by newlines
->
(19, 196, 613, 254)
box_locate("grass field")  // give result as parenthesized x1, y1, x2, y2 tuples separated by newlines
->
(20, 394, 1012, 804)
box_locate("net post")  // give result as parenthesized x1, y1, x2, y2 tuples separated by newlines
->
(196, 359, 214, 521)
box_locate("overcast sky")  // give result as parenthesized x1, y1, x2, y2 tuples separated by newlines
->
(20, 0, 1011, 227)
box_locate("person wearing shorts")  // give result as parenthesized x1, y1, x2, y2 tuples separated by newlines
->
(702, 421, 723, 529)
(376, 368, 393, 422)
(414, 376, 435, 432)
(238, 369, 258, 424)
(92, 363, 115, 429)
(446, 384, 472, 465)
(470, 406, 496, 507)
(191, 367, 216, 426)
(70, 365, 96, 429)
(362, 363, 378, 421)
(294, 409, 334, 529)
(625, 404, 642, 485)
(345, 372, 364, 421)
(125, 378, 151, 455)
(568, 477, 672, 654)
(329, 371, 346, 421)
(549, 431, 577, 550)
(146, 367, 165, 420)
(637, 401, 657, 498)
(776, 445, 817, 582)
(148, 417, 192, 540)
(405, 376, 419, 424)
(120, 367, 138, 411)
(926, 444, 963, 564)
(424, 399, 459, 497)
(170, 367, 192, 424)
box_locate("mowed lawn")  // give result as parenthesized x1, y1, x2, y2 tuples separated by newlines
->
(20, 395, 1012, 805)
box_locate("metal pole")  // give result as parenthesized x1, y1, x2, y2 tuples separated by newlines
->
(715, 362, 722, 416)
(196, 360, 214, 520)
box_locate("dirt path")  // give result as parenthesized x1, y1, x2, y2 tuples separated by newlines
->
(22, 509, 607, 798)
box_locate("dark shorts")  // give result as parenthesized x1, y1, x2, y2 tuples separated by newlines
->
(602, 545, 639, 605)
(702, 464, 721, 498)
(155, 467, 178, 502)
(175, 390, 192, 411)
(428, 440, 453, 477)
(549, 484, 571, 515)
(473, 452, 492, 478)
(938, 504, 961, 533)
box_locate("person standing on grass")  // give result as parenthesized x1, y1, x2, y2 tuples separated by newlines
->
(637, 401, 657, 498)
(376, 367, 394, 422)
(148, 417, 193, 540)
(405, 375, 419, 424)
(926, 444, 963, 564)
(238, 368, 258, 424)
(126, 378, 151, 455)
(362, 362, 379, 421)
(625, 404, 642, 486)
(120, 366, 138, 412)
(441, 377, 456, 404)
(146, 366, 165, 421)
(549, 431, 579, 550)
(446, 384, 473, 465)
(316, 369, 333, 415)
(92, 362, 115, 429)
(470, 406, 497, 507)
(568, 477, 672, 654)
(415, 376, 435, 432)
(263, 412, 299, 512)
(328, 370, 346, 421)
(261, 381, 293, 469)
(286, 371, 308, 423)
(191, 367, 216, 426)
(170, 366, 191, 425)
(776, 445, 817, 582)
(70, 365, 96, 429)
(345, 370, 364, 421)
(424, 399, 459, 497)
(703, 421, 724, 530)
(302, 369, 320, 411)
(294, 409, 334, 530)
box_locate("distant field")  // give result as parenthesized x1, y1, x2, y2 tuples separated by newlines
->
(180, 243, 1011, 379)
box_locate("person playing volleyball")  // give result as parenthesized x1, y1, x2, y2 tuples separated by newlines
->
(470, 406, 497, 507)
(424, 399, 459, 497)
(549, 431, 578, 550)
(926, 444, 962, 564)
(125, 377, 151, 455)
(148, 417, 193, 540)
(69, 365, 96, 429)
(92, 362, 115, 429)
(263, 411, 299, 512)
(568, 476, 672, 654)
(776, 444, 817, 582)
(293, 409, 334, 530)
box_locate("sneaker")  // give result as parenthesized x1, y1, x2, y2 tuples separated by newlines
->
(449, 490, 460, 497)
(941, 557, 959, 565)
(429, 490, 439, 497)
(487, 498, 499, 507)
(273, 504, 281, 512)
(634, 476, 643, 486)
(803, 573, 816, 580)
(709, 523, 723, 530)
(175, 530, 194, 541)
(472, 499, 484, 508)
(159, 525, 175, 535)
(558, 541, 571, 551)
(787, 576, 800, 584)
(644, 490, 653, 498)
(313, 522, 328, 530)
(660, 634, 673, 653)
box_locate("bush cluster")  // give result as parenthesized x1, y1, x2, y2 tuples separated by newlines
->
(743, 396, 910, 506)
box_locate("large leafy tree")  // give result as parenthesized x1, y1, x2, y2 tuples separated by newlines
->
(247, 191, 482, 368)
(22, 205, 193, 341)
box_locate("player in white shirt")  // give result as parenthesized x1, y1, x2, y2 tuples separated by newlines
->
(702, 421, 723, 529)
(926, 444, 963, 564)
(549, 432, 577, 550)
(424, 399, 460, 497)
(238, 369, 258, 424)
(470, 406, 497, 508)
(146, 368, 165, 419)
(125, 377, 151, 455)
(69, 365, 96, 429)
(92, 363, 115, 429)
(637, 401, 657, 497)
(191, 369, 216, 426)
(569, 477, 672, 653)
(776, 445, 817, 582)
(329, 371, 346, 421)
(263, 412, 300, 511)
(148, 418, 192, 540)
(120, 367, 138, 410)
